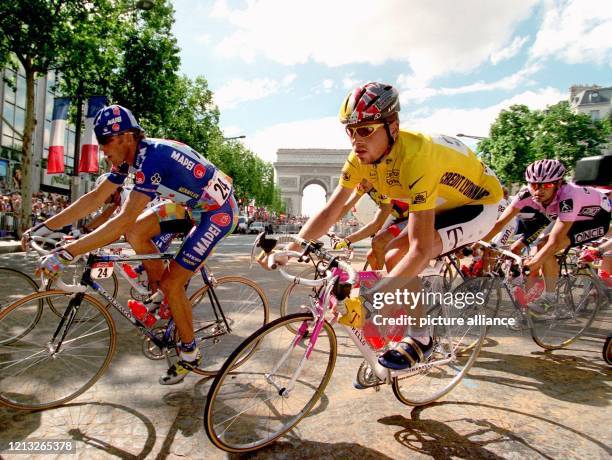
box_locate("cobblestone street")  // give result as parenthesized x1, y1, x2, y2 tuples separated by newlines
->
(0, 235, 610, 459)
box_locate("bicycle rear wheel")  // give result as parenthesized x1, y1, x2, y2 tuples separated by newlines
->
(531, 273, 602, 350)
(392, 302, 486, 406)
(186, 276, 269, 376)
(0, 291, 116, 410)
(205, 313, 337, 453)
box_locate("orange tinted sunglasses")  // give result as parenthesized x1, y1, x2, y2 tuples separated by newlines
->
(345, 123, 385, 139)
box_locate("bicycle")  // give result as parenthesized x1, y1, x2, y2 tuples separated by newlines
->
(204, 234, 486, 453)
(470, 241, 605, 350)
(0, 248, 269, 411)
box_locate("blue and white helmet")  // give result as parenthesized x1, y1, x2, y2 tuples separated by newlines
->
(93, 105, 142, 142)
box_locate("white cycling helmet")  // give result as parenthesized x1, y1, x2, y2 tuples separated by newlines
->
(525, 159, 566, 183)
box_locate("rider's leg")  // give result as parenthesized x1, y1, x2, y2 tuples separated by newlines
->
(160, 262, 196, 343)
(370, 229, 395, 269)
(125, 211, 164, 291)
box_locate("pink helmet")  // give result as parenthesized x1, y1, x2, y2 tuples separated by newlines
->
(525, 159, 566, 183)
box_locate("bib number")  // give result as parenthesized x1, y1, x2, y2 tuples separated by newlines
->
(206, 170, 232, 205)
(92, 262, 114, 279)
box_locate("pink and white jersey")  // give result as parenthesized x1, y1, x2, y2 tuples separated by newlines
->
(511, 183, 610, 222)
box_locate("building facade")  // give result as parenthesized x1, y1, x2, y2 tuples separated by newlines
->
(1, 64, 96, 196)
(570, 84, 612, 154)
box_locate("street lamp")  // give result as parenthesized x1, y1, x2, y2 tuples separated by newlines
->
(457, 133, 487, 141)
(223, 135, 246, 141)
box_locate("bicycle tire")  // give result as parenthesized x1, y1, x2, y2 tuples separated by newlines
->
(531, 273, 603, 350)
(392, 302, 486, 406)
(185, 276, 270, 376)
(204, 313, 337, 453)
(0, 267, 42, 342)
(0, 290, 117, 410)
(47, 262, 119, 316)
(604, 334, 612, 366)
(279, 265, 318, 332)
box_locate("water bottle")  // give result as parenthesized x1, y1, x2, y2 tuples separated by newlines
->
(127, 299, 156, 327)
(122, 263, 138, 279)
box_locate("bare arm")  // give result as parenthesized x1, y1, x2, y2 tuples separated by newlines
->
(481, 205, 520, 242)
(45, 180, 120, 230)
(64, 191, 150, 256)
(84, 204, 119, 232)
(526, 219, 572, 271)
(338, 189, 362, 218)
(373, 209, 437, 292)
(297, 185, 355, 242)
(345, 204, 392, 244)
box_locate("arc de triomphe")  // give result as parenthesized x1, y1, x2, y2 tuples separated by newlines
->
(274, 148, 350, 216)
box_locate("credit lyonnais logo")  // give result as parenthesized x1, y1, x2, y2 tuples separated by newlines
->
(440, 172, 490, 200)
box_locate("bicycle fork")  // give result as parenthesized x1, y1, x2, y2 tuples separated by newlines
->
(265, 317, 326, 397)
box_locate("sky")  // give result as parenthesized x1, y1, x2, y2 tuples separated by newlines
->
(171, 0, 612, 215)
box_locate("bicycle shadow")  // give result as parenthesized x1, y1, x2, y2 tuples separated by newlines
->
(378, 400, 610, 459)
(0, 401, 156, 459)
(226, 439, 394, 459)
(467, 348, 611, 406)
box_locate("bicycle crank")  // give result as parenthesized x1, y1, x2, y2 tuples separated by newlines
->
(142, 327, 169, 360)
(355, 359, 384, 389)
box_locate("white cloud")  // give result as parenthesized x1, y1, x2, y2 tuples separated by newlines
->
(398, 64, 541, 103)
(196, 34, 211, 45)
(403, 87, 566, 137)
(529, 0, 612, 65)
(490, 36, 529, 64)
(212, 0, 537, 81)
(322, 79, 334, 90)
(245, 117, 349, 162)
(213, 75, 296, 110)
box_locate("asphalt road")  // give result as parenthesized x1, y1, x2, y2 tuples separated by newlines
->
(0, 234, 610, 459)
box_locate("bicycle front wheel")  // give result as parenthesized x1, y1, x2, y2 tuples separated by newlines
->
(205, 313, 337, 453)
(0, 267, 40, 310)
(0, 291, 116, 410)
(392, 301, 486, 406)
(186, 276, 270, 376)
(279, 266, 318, 332)
(531, 273, 603, 350)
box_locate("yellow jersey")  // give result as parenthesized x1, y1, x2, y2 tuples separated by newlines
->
(339, 130, 502, 213)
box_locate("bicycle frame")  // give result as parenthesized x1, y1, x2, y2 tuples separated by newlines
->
(49, 251, 232, 357)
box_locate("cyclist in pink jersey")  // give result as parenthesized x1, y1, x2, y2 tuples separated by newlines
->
(482, 159, 610, 314)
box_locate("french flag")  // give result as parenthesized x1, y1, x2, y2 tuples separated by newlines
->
(46, 97, 71, 174)
(78, 96, 108, 173)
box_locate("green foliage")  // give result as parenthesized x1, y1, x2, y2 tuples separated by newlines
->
(479, 102, 610, 185)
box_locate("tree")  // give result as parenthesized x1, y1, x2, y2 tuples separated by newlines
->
(0, 0, 126, 234)
(478, 105, 540, 184)
(479, 102, 610, 185)
(531, 101, 609, 166)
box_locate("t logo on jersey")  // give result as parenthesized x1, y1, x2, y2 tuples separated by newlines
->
(194, 164, 206, 179)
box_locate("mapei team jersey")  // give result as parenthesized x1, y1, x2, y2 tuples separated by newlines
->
(340, 130, 502, 213)
(108, 138, 233, 212)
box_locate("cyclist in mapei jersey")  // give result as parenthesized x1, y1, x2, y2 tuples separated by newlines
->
(23, 105, 238, 384)
(259, 82, 502, 371)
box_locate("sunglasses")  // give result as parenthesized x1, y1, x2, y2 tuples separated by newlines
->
(345, 123, 385, 139)
(528, 182, 557, 190)
(96, 135, 114, 146)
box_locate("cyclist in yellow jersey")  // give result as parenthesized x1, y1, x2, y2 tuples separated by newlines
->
(260, 82, 502, 371)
